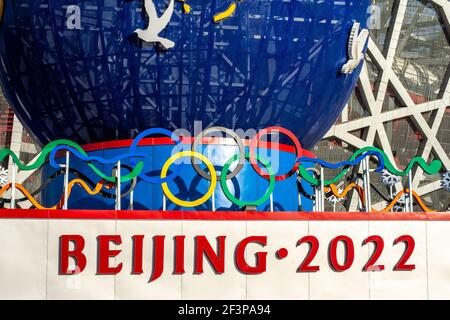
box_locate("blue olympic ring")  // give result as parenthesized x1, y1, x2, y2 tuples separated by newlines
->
(129, 128, 185, 184)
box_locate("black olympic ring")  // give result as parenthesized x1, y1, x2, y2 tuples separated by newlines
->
(191, 126, 246, 181)
(111, 164, 138, 199)
(297, 167, 321, 201)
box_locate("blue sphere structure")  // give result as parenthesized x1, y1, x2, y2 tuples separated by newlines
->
(0, 0, 369, 148)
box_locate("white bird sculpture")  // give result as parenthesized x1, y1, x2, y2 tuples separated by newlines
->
(135, 0, 175, 50)
(341, 22, 369, 74)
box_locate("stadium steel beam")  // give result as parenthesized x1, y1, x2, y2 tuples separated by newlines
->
(325, 0, 450, 211)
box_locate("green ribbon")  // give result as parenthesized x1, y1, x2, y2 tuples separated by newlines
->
(0, 139, 143, 183)
(298, 146, 442, 186)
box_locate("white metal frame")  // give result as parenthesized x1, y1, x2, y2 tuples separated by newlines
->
(324, 0, 450, 210)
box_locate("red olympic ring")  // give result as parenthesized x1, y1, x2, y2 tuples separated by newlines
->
(249, 126, 303, 181)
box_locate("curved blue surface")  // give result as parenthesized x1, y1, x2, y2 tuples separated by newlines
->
(0, 0, 369, 148)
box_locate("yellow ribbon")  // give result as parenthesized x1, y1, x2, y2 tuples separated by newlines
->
(177, 0, 191, 14)
(213, 2, 237, 23)
(0, 179, 113, 210)
(325, 183, 433, 212)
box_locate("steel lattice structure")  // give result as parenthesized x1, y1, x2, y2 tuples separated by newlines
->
(321, 0, 450, 211)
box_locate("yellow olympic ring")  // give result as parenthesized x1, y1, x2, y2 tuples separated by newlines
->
(160, 151, 217, 207)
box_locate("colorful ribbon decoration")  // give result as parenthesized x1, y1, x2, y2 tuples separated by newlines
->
(213, 1, 238, 23)
(0, 126, 446, 211)
(324, 184, 433, 212)
(0, 179, 113, 210)
(129, 128, 184, 184)
(177, 0, 191, 14)
(324, 183, 365, 203)
(49, 145, 147, 167)
(0, 140, 143, 183)
(0, 180, 435, 212)
(299, 150, 385, 173)
(379, 189, 433, 213)
(298, 146, 442, 187)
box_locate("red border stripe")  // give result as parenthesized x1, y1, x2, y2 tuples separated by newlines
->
(48, 210, 117, 220)
(0, 209, 447, 221)
(78, 137, 316, 158)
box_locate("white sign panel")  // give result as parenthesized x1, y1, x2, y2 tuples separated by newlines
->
(0, 210, 449, 300)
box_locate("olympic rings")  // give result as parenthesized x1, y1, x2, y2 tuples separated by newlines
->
(249, 126, 303, 181)
(129, 128, 184, 184)
(221, 152, 275, 207)
(161, 151, 217, 207)
(191, 126, 246, 181)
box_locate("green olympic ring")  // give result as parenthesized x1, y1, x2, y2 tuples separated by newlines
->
(220, 152, 275, 207)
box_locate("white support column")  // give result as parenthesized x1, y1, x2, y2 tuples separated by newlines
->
(129, 190, 134, 211)
(7, 115, 22, 209)
(116, 161, 121, 211)
(270, 193, 274, 212)
(389, 185, 394, 212)
(10, 162, 16, 209)
(362, 158, 372, 212)
(365, 157, 372, 212)
(63, 151, 70, 210)
(403, 188, 408, 212)
(408, 171, 413, 212)
(7, 116, 23, 172)
(313, 186, 318, 212)
(362, 160, 367, 212)
(357, 183, 362, 212)
(320, 167, 325, 212)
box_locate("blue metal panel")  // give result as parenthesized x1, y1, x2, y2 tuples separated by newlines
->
(41, 143, 315, 211)
(0, 0, 369, 148)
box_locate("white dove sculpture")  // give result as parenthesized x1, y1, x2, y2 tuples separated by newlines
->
(341, 22, 369, 74)
(135, 0, 175, 50)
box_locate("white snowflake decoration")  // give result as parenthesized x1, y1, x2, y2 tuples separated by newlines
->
(0, 166, 8, 186)
(393, 196, 406, 212)
(327, 187, 345, 205)
(380, 169, 401, 186)
(391, 191, 418, 212)
(441, 171, 450, 192)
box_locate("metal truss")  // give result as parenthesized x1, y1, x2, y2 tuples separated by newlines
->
(324, 0, 450, 211)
